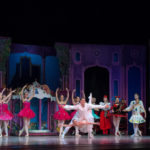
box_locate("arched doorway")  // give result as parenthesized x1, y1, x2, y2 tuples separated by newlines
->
(84, 66, 109, 103)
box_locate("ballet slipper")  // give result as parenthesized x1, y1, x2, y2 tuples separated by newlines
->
(19, 130, 23, 136)
(0, 134, 2, 137)
(138, 130, 142, 136)
(4, 134, 8, 137)
(75, 134, 81, 138)
(25, 134, 29, 137)
(118, 131, 121, 136)
(88, 133, 94, 139)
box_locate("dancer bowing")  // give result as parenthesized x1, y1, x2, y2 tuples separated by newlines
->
(2, 89, 16, 137)
(111, 96, 126, 136)
(123, 93, 146, 137)
(99, 95, 111, 135)
(18, 85, 35, 137)
(63, 98, 109, 138)
(53, 88, 70, 137)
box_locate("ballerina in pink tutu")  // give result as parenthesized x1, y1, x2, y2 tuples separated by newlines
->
(0, 88, 15, 137)
(2, 89, 16, 137)
(54, 88, 70, 137)
(18, 85, 35, 137)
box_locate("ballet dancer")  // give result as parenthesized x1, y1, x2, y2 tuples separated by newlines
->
(91, 97, 100, 119)
(111, 96, 126, 136)
(18, 85, 35, 137)
(123, 93, 146, 137)
(53, 88, 70, 137)
(62, 89, 85, 138)
(0, 88, 15, 137)
(2, 89, 16, 137)
(99, 95, 111, 135)
(63, 98, 109, 138)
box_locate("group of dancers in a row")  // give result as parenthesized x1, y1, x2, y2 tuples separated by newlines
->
(54, 88, 146, 138)
(0, 85, 147, 138)
(0, 85, 35, 137)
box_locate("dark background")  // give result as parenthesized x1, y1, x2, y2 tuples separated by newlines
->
(0, 1, 149, 46)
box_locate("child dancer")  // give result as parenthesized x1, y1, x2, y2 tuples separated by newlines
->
(111, 96, 126, 136)
(99, 95, 111, 135)
(18, 85, 35, 137)
(2, 89, 16, 137)
(124, 93, 146, 137)
(53, 88, 70, 137)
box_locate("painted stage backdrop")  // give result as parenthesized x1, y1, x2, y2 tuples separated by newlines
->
(0, 40, 146, 135)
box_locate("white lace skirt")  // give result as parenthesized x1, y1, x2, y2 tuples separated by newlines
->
(129, 114, 145, 124)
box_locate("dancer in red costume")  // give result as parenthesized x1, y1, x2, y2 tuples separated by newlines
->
(99, 95, 111, 135)
(53, 88, 70, 137)
(2, 89, 16, 137)
(18, 85, 35, 137)
(111, 96, 127, 136)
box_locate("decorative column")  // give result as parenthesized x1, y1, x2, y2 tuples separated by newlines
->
(39, 99, 42, 130)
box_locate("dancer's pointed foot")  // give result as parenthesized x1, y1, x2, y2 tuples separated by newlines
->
(130, 134, 135, 137)
(4, 134, 8, 137)
(88, 133, 94, 139)
(25, 134, 29, 137)
(75, 134, 81, 138)
(19, 130, 22, 136)
(0, 134, 2, 137)
(138, 130, 142, 136)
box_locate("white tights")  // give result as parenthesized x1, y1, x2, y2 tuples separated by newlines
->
(3, 121, 9, 136)
(0, 121, 2, 136)
(58, 120, 64, 136)
(113, 116, 121, 135)
(133, 123, 139, 136)
(19, 118, 30, 136)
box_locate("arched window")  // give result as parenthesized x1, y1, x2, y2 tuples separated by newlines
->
(75, 52, 80, 62)
(113, 53, 119, 63)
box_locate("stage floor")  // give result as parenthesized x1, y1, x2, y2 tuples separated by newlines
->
(1, 135, 150, 149)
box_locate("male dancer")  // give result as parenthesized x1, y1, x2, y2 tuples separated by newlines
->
(63, 96, 109, 138)
(62, 91, 94, 138)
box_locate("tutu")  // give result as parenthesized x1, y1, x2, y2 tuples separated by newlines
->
(18, 101, 35, 119)
(111, 103, 127, 118)
(0, 103, 13, 120)
(128, 104, 146, 124)
(54, 105, 70, 120)
(70, 110, 77, 119)
(129, 114, 145, 124)
(3, 103, 13, 120)
(111, 114, 127, 117)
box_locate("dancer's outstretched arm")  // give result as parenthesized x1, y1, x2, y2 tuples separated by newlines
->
(28, 86, 35, 101)
(3, 90, 16, 102)
(82, 90, 85, 99)
(72, 89, 76, 105)
(64, 88, 69, 104)
(88, 93, 92, 104)
(88, 103, 107, 110)
(64, 104, 78, 110)
(1, 88, 6, 95)
(56, 88, 60, 104)
(123, 105, 133, 112)
(21, 85, 27, 102)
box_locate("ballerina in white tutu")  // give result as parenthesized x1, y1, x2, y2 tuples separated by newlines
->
(123, 93, 146, 137)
